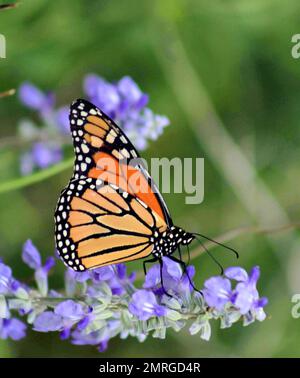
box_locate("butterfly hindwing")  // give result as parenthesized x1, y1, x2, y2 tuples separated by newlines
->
(55, 177, 168, 270)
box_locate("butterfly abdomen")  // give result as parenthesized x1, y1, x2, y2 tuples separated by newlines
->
(151, 226, 195, 259)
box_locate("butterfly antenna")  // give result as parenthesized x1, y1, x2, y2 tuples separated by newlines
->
(193, 232, 239, 259)
(195, 236, 224, 275)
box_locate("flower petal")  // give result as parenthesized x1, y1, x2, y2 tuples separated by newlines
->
(225, 267, 248, 282)
(22, 240, 41, 270)
(33, 311, 63, 332)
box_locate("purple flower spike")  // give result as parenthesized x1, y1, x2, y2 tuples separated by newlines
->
(203, 276, 232, 311)
(129, 290, 167, 321)
(33, 311, 63, 332)
(22, 240, 42, 270)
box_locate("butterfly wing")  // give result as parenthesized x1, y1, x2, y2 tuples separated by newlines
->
(55, 178, 167, 270)
(55, 98, 173, 270)
(69, 98, 172, 226)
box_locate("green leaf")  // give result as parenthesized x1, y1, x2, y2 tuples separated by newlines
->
(0, 158, 73, 194)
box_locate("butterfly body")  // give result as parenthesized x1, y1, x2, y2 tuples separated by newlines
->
(55, 99, 195, 272)
(151, 227, 194, 259)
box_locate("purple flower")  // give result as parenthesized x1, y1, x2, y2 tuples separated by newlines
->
(225, 266, 268, 316)
(0, 318, 26, 340)
(0, 262, 12, 294)
(54, 300, 85, 321)
(83, 74, 104, 99)
(22, 240, 55, 295)
(98, 340, 109, 352)
(117, 76, 148, 112)
(177, 265, 196, 293)
(202, 266, 268, 317)
(20, 142, 63, 175)
(43, 256, 55, 273)
(55, 106, 70, 135)
(22, 240, 42, 269)
(22, 240, 54, 273)
(203, 276, 232, 311)
(71, 318, 117, 348)
(31, 142, 62, 169)
(91, 266, 115, 283)
(84, 75, 120, 117)
(107, 264, 136, 296)
(19, 82, 54, 113)
(54, 300, 85, 339)
(71, 329, 102, 346)
(143, 257, 195, 297)
(89, 264, 135, 296)
(143, 264, 161, 290)
(33, 311, 63, 332)
(77, 313, 93, 331)
(128, 290, 167, 321)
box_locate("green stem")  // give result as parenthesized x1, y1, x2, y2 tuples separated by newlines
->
(0, 157, 73, 194)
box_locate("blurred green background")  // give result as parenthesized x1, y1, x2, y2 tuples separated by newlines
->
(0, 0, 300, 357)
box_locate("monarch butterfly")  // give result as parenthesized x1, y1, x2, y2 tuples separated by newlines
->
(54, 99, 237, 290)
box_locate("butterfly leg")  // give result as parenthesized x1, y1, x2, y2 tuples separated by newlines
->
(177, 244, 183, 261)
(159, 259, 173, 298)
(186, 244, 191, 266)
(177, 244, 190, 266)
(169, 255, 203, 295)
(143, 257, 157, 276)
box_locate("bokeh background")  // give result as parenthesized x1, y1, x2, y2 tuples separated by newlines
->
(0, 0, 300, 357)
